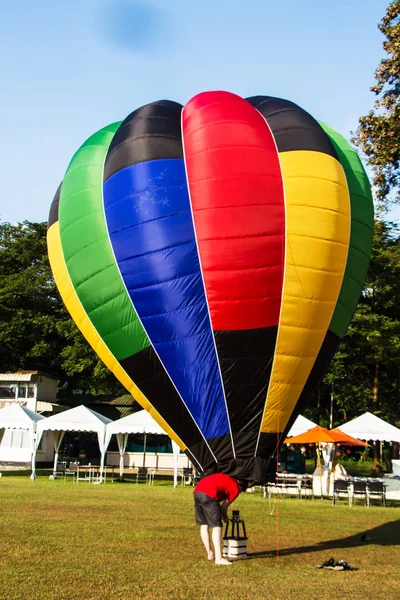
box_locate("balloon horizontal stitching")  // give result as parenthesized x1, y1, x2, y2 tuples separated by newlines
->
(72, 261, 116, 288)
(107, 134, 182, 156)
(189, 172, 285, 183)
(268, 123, 326, 135)
(117, 240, 197, 263)
(86, 290, 130, 314)
(250, 105, 298, 117)
(138, 297, 205, 319)
(289, 232, 349, 245)
(120, 115, 182, 128)
(209, 295, 334, 304)
(193, 201, 283, 211)
(351, 214, 374, 229)
(60, 186, 99, 208)
(63, 229, 111, 260)
(205, 297, 280, 305)
(219, 356, 274, 362)
(287, 203, 350, 217)
(287, 261, 344, 276)
(183, 119, 264, 135)
(123, 271, 200, 293)
(277, 323, 331, 331)
(117, 113, 182, 134)
(104, 184, 187, 209)
(201, 265, 282, 273)
(186, 99, 243, 113)
(150, 329, 217, 347)
(72, 142, 109, 154)
(66, 164, 103, 180)
(346, 244, 369, 264)
(198, 232, 283, 242)
(101, 318, 147, 341)
(283, 174, 349, 193)
(186, 144, 278, 157)
(108, 211, 187, 233)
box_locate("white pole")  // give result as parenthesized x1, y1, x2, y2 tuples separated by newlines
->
(117, 433, 128, 480)
(143, 432, 147, 467)
(172, 440, 179, 488)
(30, 444, 36, 480)
(53, 431, 65, 475)
(99, 451, 105, 483)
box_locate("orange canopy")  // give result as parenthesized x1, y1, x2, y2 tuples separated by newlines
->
(284, 425, 370, 446)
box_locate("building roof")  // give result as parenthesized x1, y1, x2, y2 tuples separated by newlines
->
(0, 371, 54, 382)
(58, 394, 140, 419)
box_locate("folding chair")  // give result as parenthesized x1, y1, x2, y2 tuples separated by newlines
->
(136, 466, 149, 484)
(367, 481, 386, 507)
(181, 467, 194, 486)
(65, 462, 79, 482)
(53, 462, 67, 479)
(350, 480, 368, 507)
(332, 479, 351, 505)
(274, 475, 289, 498)
(300, 476, 314, 499)
(283, 476, 300, 498)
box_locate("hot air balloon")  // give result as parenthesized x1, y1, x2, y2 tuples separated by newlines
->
(47, 91, 373, 483)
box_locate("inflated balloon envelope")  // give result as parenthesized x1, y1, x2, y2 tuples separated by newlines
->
(47, 91, 374, 483)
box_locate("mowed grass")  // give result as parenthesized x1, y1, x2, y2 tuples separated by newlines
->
(0, 476, 399, 600)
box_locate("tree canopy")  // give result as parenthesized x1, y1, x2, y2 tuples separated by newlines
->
(322, 221, 400, 426)
(354, 1, 400, 209)
(0, 220, 124, 397)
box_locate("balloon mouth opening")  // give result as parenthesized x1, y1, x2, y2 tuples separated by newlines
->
(205, 456, 274, 485)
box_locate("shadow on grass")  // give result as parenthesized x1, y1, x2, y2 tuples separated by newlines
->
(247, 520, 400, 559)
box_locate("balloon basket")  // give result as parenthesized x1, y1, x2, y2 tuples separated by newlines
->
(223, 510, 247, 558)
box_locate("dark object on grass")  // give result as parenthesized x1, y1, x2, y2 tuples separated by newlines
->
(317, 557, 335, 569)
(317, 558, 355, 571)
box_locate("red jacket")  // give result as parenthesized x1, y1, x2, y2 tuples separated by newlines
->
(194, 473, 240, 503)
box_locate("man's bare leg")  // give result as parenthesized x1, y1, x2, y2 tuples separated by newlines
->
(212, 527, 232, 565)
(200, 524, 215, 560)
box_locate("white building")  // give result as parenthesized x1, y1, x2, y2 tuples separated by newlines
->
(0, 370, 57, 413)
(0, 371, 57, 466)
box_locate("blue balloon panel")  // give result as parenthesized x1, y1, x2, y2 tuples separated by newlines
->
(103, 158, 230, 439)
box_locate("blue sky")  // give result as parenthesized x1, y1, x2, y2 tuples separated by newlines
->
(0, 0, 391, 224)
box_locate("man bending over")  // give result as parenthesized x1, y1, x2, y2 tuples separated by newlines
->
(193, 473, 246, 565)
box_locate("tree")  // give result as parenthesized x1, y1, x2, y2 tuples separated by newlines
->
(354, 1, 400, 210)
(324, 220, 400, 426)
(0, 221, 124, 397)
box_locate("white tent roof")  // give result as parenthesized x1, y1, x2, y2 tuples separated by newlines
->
(0, 403, 45, 430)
(286, 414, 317, 437)
(36, 404, 112, 435)
(106, 410, 167, 436)
(337, 412, 400, 443)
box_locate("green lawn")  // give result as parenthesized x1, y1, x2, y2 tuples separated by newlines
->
(0, 475, 399, 600)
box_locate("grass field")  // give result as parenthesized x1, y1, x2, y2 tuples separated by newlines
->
(0, 474, 399, 600)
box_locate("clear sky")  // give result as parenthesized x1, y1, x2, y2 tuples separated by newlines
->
(0, 0, 390, 224)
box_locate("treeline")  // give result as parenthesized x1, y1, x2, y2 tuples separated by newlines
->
(1, 217, 399, 426)
(0, 221, 125, 398)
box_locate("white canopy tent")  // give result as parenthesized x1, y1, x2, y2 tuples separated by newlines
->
(36, 405, 112, 482)
(337, 411, 400, 442)
(105, 410, 181, 486)
(0, 404, 45, 480)
(286, 414, 318, 437)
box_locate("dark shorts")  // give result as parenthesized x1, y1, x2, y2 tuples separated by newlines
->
(194, 491, 222, 528)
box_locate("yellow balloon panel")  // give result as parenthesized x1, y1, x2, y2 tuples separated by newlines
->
(260, 151, 351, 434)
